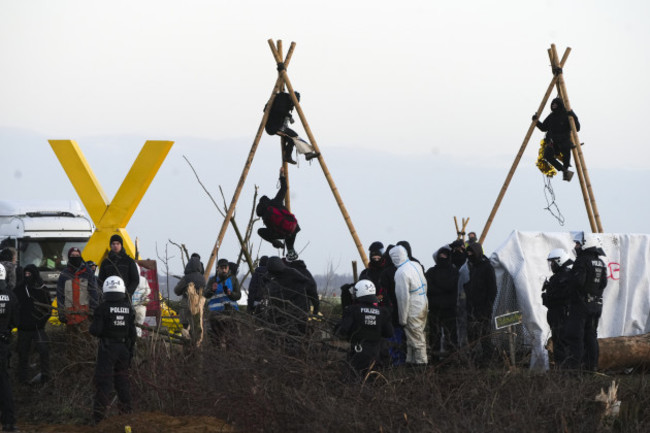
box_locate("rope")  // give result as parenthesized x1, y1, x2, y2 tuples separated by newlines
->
(542, 174, 565, 226)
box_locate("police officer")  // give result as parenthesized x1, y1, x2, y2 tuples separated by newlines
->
(337, 279, 393, 379)
(0, 264, 19, 432)
(542, 249, 574, 368)
(90, 276, 137, 424)
(565, 233, 608, 371)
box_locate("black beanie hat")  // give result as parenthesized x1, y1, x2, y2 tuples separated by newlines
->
(0, 248, 13, 262)
(110, 234, 123, 246)
(368, 241, 384, 257)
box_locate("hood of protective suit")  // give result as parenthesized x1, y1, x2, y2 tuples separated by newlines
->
(389, 245, 408, 267)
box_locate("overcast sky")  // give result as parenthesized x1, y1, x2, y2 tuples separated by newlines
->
(1, 1, 648, 276)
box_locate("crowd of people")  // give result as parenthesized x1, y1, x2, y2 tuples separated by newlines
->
(0, 225, 609, 429)
(335, 231, 607, 378)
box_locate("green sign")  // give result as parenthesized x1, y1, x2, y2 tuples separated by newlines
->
(494, 311, 522, 330)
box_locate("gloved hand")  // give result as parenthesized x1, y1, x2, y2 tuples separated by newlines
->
(532, 113, 538, 121)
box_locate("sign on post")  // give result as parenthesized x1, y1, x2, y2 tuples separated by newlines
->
(494, 311, 523, 330)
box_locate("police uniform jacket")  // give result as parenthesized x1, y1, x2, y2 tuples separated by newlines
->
(89, 297, 137, 344)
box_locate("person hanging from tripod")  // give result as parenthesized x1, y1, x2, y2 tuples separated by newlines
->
(264, 91, 320, 164)
(533, 97, 580, 182)
(257, 168, 300, 261)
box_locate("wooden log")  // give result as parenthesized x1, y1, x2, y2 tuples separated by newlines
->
(479, 48, 570, 245)
(598, 333, 650, 370)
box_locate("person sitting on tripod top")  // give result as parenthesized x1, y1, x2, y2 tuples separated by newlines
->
(264, 91, 320, 164)
(257, 168, 300, 261)
(533, 97, 580, 182)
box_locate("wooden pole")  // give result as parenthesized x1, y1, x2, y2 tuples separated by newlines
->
(203, 42, 297, 281)
(479, 48, 571, 245)
(268, 40, 369, 268)
(352, 260, 358, 282)
(277, 41, 292, 212)
(547, 47, 596, 233)
(550, 44, 604, 233)
(461, 217, 470, 238)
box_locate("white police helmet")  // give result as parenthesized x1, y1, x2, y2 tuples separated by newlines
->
(572, 231, 585, 245)
(547, 248, 571, 270)
(353, 279, 376, 298)
(103, 275, 126, 294)
(0, 263, 5, 281)
(582, 234, 603, 251)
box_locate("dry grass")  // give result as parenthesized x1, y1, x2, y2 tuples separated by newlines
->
(10, 309, 650, 433)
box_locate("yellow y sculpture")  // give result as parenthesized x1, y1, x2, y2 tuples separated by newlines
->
(49, 140, 174, 264)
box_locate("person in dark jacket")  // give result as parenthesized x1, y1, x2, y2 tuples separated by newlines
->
(285, 258, 320, 315)
(0, 264, 20, 432)
(247, 256, 269, 314)
(337, 279, 393, 379)
(565, 234, 608, 371)
(359, 241, 388, 298)
(541, 249, 574, 369)
(378, 244, 405, 366)
(98, 234, 140, 296)
(425, 245, 459, 360)
(203, 259, 241, 347)
(173, 255, 206, 331)
(450, 239, 467, 270)
(90, 276, 137, 424)
(262, 256, 316, 336)
(265, 91, 320, 163)
(461, 242, 497, 367)
(257, 168, 301, 261)
(15, 264, 52, 384)
(533, 97, 580, 182)
(57, 248, 99, 331)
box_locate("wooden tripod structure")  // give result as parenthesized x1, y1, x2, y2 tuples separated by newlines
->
(203, 39, 368, 280)
(479, 44, 604, 246)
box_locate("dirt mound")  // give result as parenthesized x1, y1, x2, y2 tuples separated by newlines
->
(20, 412, 233, 433)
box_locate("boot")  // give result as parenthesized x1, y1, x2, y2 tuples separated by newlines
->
(305, 152, 320, 161)
(282, 138, 296, 165)
(563, 169, 574, 182)
(286, 249, 299, 261)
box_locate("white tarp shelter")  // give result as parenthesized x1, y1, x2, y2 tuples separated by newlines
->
(490, 230, 650, 370)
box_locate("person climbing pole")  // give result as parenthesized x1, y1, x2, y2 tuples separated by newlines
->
(532, 97, 580, 182)
(264, 91, 320, 164)
(256, 167, 300, 261)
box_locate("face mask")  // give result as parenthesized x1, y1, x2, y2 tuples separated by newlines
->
(69, 256, 82, 268)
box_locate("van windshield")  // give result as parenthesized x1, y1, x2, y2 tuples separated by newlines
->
(18, 239, 88, 271)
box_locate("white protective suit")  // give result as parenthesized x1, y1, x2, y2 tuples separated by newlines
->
(132, 264, 151, 337)
(390, 245, 429, 364)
